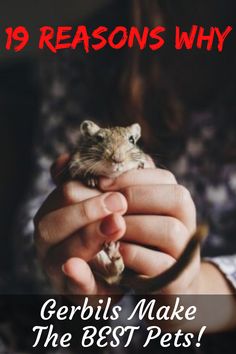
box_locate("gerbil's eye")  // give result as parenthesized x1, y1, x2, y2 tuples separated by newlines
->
(129, 135, 135, 144)
(96, 134, 104, 143)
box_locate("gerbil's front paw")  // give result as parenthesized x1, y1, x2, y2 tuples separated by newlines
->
(103, 241, 125, 280)
(103, 241, 120, 260)
(86, 176, 99, 188)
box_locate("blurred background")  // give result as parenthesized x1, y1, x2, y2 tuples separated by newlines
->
(0, 0, 110, 279)
(0, 3, 235, 353)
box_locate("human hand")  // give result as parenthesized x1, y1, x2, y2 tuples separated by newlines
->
(99, 167, 198, 294)
(34, 154, 128, 295)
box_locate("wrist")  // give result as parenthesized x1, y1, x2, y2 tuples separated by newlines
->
(196, 261, 235, 294)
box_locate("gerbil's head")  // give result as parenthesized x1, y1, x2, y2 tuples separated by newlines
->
(78, 120, 144, 177)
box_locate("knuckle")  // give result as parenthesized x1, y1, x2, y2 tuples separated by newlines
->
(35, 218, 51, 245)
(173, 184, 191, 208)
(172, 185, 196, 233)
(159, 255, 175, 276)
(79, 200, 92, 221)
(166, 219, 187, 255)
(167, 218, 183, 241)
(189, 222, 197, 237)
(163, 170, 177, 183)
(165, 256, 175, 270)
(61, 182, 79, 203)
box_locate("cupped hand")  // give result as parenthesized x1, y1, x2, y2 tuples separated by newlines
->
(35, 153, 198, 295)
(99, 167, 198, 294)
(34, 154, 128, 295)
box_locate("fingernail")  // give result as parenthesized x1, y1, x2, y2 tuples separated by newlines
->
(62, 264, 73, 280)
(104, 193, 126, 212)
(61, 264, 68, 275)
(100, 177, 115, 188)
(100, 216, 121, 236)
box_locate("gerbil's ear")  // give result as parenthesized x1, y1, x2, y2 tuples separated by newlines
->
(129, 123, 141, 142)
(80, 120, 100, 136)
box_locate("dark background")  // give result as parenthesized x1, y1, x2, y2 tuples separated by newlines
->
(0, 0, 110, 276)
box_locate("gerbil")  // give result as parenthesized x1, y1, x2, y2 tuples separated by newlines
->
(67, 120, 207, 293)
(69, 120, 147, 187)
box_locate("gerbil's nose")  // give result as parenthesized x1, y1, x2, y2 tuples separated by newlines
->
(111, 151, 125, 163)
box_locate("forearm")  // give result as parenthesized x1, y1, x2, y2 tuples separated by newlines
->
(189, 261, 236, 332)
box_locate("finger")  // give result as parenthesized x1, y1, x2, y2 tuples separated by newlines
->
(124, 215, 189, 259)
(35, 180, 100, 222)
(62, 258, 121, 295)
(44, 213, 126, 272)
(120, 242, 175, 277)
(120, 242, 200, 294)
(35, 192, 127, 257)
(63, 258, 98, 295)
(121, 184, 196, 233)
(43, 214, 126, 289)
(145, 154, 156, 168)
(50, 153, 71, 185)
(99, 168, 176, 191)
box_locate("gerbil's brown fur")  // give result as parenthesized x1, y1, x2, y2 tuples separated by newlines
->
(69, 120, 147, 187)
(67, 120, 207, 293)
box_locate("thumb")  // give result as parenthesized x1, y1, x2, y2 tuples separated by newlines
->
(62, 258, 99, 295)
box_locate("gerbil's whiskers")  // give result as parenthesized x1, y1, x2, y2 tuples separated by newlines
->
(84, 160, 103, 176)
